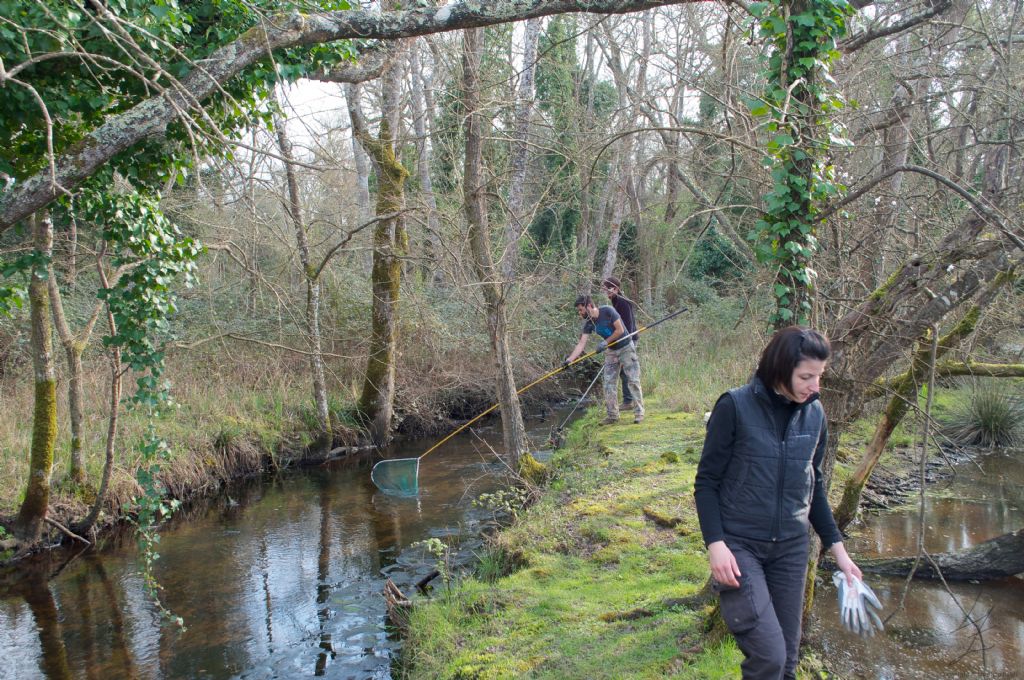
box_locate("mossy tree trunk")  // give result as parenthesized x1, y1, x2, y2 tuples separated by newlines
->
(462, 27, 530, 465)
(347, 36, 410, 444)
(15, 213, 58, 544)
(48, 253, 107, 487)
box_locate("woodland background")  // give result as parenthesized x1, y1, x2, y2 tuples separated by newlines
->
(0, 0, 1021, 552)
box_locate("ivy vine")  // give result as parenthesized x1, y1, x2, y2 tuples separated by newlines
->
(73, 189, 201, 628)
(746, 0, 854, 326)
(0, 249, 47, 317)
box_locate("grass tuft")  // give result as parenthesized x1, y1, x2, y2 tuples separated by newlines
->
(943, 381, 1024, 448)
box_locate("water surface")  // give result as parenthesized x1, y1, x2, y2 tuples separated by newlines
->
(0, 412, 563, 679)
(810, 449, 1024, 679)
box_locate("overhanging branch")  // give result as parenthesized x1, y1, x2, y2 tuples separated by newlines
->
(0, 0, 712, 232)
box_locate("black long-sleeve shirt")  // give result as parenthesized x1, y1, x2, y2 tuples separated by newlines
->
(608, 295, 636, 349)
(693, 390, 843, 549)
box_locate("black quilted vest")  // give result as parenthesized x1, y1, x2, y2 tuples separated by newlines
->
(718, 376, 825, 542)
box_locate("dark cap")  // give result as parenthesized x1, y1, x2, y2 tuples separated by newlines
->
(602, 276, 621, 290)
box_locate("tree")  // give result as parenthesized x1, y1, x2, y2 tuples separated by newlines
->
(0, 0, 707, 235)
(408, 39, 444, 285)
(504, 18, 542, 280)
(272, 89, 331, 450)
(816, 0, 1024, 519)
(345, 63, 410, 443)
(461, 26, 530, 465)
(13, 214, 57, 543)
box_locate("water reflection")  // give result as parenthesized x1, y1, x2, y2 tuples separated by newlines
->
(811, 450, 1024, 679)
(0, 413, 554, 679)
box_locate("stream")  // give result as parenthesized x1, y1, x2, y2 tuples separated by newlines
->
(809, 448, 1024, 679)
(2, 419, 1022, 679)
(0, 409, 565, 680)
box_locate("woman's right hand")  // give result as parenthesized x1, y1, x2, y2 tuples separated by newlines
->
(707, 540, 741, 588)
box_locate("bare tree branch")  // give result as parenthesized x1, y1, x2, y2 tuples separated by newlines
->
(0, 0, 715, 232)
(841, 0, 953, 53)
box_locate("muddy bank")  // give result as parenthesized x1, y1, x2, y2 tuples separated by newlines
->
(852, 443, 980, 513)
(0, 368, 578, 562)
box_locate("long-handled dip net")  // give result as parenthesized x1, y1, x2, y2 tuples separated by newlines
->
(370, 307, 687, 495)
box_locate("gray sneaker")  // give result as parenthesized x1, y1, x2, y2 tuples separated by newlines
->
(600, 416, 619, 426)
(633, 414, 644, 424)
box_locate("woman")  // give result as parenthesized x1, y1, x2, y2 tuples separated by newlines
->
(694, 326, 861, 680)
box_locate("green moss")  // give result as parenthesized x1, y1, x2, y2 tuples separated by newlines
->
(401, 393, 741, 678)
(518, 452, 548, 484)
(868, 266, 904, 301)
(660, 450, 681, 464)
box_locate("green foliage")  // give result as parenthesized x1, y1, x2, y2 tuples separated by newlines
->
(130, 427, 184, 629)
(0, 0, 355, 188)
(412, 536, 456, 595)
(474, 546, 520, 584)
(0, 524, 11, 561)
(474, 486, 530, 522)
(74, 190, 201, 407)
(535, 16, 579, 114)
(68, 187, 199, 626)
(686, 227, 751, 282)
(527, 204, 579, 256)
(526, 15, 616, 259)
(944, 383, 1024, 448)
(0, 249, 48, 317)
(745, 0, 853, 326)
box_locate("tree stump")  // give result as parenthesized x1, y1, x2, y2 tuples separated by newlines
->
(383, 578, 412, 631)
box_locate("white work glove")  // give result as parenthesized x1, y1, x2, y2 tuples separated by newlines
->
(833, 571, 885, 637)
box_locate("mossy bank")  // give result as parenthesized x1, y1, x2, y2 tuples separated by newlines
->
(397, 384, 986, 678)
(399, 395, 750, 679)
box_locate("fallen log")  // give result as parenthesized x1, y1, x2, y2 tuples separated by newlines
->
(852, 529, 1024, 581)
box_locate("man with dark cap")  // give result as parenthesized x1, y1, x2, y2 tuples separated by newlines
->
(602, 275, 641, 412)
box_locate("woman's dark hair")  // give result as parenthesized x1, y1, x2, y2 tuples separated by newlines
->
(755, 326, 830, 390)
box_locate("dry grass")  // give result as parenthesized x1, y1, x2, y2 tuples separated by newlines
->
(0, 348, 314, 515)
(642, 317, 761, 414)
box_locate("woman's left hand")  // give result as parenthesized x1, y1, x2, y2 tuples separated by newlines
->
(829, 541, 862, 584)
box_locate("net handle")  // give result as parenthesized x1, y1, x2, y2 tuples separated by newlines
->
(417, 306, 687, 461)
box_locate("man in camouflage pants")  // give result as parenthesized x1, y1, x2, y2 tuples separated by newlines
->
(563, 295, 645, 425)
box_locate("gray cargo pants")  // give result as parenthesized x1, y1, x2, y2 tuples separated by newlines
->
(713, 534, 809, 680)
